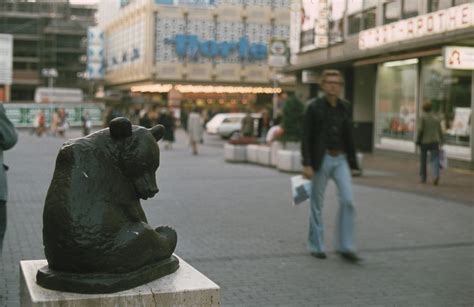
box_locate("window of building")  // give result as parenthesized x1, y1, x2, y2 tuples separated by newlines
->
(348, 13, 362, 35)
(375, 58, 418, 151)
(421, 56, 472, 157)
(362, 8, 376, 30)
(402, 0, 420, 19)
(383, 1, 400, 25)
(427, 0, 470, 12)
(328, 0, 345, 44)
(300, 29, 315, 49)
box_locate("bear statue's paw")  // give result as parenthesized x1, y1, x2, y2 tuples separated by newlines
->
(155, 226, 178, 258)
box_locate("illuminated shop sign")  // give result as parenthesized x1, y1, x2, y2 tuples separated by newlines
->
(359, 3, 473, 50)
(109, 47, 140, 67)
(164, 35, 267, 61)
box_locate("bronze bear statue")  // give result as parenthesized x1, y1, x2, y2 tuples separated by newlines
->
(37, 117, 179, 293)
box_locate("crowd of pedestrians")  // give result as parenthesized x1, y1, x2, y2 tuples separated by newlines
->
(33, 107, 69, 137)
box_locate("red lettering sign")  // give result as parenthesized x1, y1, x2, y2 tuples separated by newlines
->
(461, 6, 470, 25)
(427, 15, 434, 32)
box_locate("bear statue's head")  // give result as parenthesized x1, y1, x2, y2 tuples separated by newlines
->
(109, 117, 165, 200)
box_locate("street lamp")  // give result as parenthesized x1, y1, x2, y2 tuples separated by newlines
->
(41, 68, 58, 123)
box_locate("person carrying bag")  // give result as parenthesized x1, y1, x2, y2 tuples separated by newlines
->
(416, 101, 444, 185)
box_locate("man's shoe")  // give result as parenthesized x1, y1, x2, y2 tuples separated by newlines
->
(310, 252, 327, 259)
(433, 177, 439, 186)
(337, 251, 361, 263)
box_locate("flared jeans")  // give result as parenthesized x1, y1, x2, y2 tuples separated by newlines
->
(308, 154, 356, 253)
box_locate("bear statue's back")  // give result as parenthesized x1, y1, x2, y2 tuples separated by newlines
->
(42, 121, 176, 274)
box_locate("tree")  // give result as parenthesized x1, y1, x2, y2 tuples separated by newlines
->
(281, 94, 304, 142)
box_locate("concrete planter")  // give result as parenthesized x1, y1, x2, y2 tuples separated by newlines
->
(224, 143, 247, 162)
(277, 149, 303, 173)
(270, 141, 283, 166)
(246, 144, 259, 164)
(256, 145, 271, 166)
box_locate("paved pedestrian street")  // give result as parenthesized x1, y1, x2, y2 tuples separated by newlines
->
(1, 129, 473, 306)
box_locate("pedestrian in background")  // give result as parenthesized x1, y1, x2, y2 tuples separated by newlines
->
(81, 111, 92, 136)
(0, 103, 18, 254)
(187, 108, 203, 155)
(241, 109, 254, 137)
(34, 111, 46, 137)
(158, 108, 175, 149)
(416, 101, 444, 185)
(301, 69, 360, 262)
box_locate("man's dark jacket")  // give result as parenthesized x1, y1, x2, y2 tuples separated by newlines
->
(301, 96, 358, 171)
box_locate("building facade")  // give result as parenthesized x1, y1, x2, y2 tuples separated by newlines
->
(0, 0, 96, 103)
(97, 0, 291, 109)
(287, 0, 473, 167)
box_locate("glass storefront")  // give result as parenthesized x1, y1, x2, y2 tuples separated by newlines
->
(375, 59, 417, 151)
(421, 56, 472, 158)
(375, 55, 472, 160)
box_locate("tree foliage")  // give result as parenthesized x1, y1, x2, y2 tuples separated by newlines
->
(281, 94, 304, 142)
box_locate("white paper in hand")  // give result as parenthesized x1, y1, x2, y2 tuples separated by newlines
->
(291, 175, 312, 206)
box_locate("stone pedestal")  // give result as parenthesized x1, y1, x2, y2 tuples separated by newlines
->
(20, 256, 220, 307)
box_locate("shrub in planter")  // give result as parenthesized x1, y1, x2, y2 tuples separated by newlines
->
(280, 94, 304, 143)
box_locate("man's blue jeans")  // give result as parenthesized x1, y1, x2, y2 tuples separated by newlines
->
(308, 154, 355, 253)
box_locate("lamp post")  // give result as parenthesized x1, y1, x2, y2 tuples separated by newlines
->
(41, 68, 58, 123)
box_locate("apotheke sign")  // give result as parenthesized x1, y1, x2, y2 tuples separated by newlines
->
(359, 3, 473, 50)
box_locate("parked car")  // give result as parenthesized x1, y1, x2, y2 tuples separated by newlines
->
(206, 113, 261, 139)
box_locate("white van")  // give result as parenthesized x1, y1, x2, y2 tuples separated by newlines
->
(206, 113, 261, 139)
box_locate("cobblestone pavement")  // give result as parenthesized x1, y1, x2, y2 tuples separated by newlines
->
(0, 129, 473, 306)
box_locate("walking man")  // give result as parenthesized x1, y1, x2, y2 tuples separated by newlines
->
(301, 69, 360, 262)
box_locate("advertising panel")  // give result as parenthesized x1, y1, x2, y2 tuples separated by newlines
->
(444, 46, 474, 70)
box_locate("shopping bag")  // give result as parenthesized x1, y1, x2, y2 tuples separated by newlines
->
(291, 175, 312, 206)
(439, 148, 448, 169)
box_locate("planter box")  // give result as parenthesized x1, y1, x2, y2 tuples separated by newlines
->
(277, 149, 303, 173)
(270, 141, 283, 166)
(256, 145, 271, 166)
(246, 144, 259, 164)
(224, 144, 247, 162)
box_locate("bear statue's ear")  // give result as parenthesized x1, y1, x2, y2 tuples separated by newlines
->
(149, 124, 165, 141)
(110, 117, 132, 140)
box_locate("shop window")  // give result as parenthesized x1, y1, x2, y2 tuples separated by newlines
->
(421, 56, 471, 154)
(348, 13, 362, 35)
(362, 8, 376, 30)
(402, 0, 420, 19)
(383, 1, 400, 25)
(375, 59, 418, 150)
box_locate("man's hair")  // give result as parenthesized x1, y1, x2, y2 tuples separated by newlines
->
(321, 69, 343, 84)
(422, 101, 432, 112)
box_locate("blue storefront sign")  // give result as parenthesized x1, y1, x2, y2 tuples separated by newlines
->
(164, 35, 267, 61)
